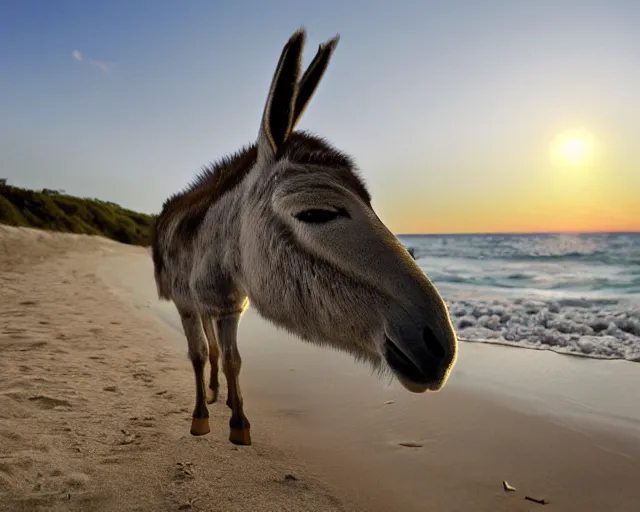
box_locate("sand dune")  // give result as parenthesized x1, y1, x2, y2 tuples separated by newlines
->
(0, 226, 355, 511)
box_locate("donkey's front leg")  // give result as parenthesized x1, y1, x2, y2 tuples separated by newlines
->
(215, 314, 251, 445)
(202, 317, 220, 404)
(179, 310, 210, 436)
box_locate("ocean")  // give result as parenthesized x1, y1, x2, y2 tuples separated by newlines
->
(398, 232, 640, 362)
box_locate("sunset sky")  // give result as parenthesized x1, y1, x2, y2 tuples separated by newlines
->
(1, 0, 638, 234)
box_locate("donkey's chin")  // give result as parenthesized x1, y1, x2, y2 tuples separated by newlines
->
(383, 337, 447, 393)
(395, 375, 446, 393)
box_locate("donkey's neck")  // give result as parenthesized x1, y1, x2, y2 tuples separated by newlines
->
(195, 185, 246, 282)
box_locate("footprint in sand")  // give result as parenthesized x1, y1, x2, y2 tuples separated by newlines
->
(100, 456, 121, 465)
(28, 395, 72, 410)
(178, 498, 201, 510)
(6, 339, 48, 349)
(132, 370, 154, 385)
(129, 416, 156, 428)
(32, 470, 90, 493)
(118, 429, 138, 446)
(277, 474, 310, 491)
(174, 462, 195, 481)
(65, 472, 90, 489)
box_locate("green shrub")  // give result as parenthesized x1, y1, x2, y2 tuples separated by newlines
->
(0, 195, 27, 226)
(0, 184, 154, 246)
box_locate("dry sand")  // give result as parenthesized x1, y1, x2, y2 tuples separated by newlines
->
(2, 225, 640, 512)
(0, 226, 356, 512)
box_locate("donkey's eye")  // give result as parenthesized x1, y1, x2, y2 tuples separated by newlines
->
(294, 208, 348, 224)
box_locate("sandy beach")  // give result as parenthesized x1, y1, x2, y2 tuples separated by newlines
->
(2, 225, 640, 512)
(0, 226, 356, 512)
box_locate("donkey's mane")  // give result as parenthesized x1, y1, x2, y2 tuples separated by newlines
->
(156, 131, 369, 233)
(159, 143, 258, 221)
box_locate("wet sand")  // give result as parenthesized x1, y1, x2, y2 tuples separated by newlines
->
(2, 226, 640, 511)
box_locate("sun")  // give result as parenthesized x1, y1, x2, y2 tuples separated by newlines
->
(562, 138, 587, 163)
(549, 128, 595, 167)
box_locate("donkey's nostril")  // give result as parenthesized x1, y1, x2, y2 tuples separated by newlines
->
(423, 326, 446, 360)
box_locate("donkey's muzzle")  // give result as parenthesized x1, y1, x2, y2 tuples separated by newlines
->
(383, 325, 453, 393)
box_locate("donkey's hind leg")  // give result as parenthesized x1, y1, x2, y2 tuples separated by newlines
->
(178, 309, 210, 436)
(202, 316, 220, 404)
(216, 313, 251, 445)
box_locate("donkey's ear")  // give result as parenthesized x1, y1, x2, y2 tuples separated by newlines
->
(258, 29, 306, 158)
(292, 35, 340, 129)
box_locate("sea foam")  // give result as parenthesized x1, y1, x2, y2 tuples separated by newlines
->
(400, 232, 640, 362)
(447, 295, 640, 362)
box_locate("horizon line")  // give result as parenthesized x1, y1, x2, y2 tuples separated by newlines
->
(397, 230, 640, 236)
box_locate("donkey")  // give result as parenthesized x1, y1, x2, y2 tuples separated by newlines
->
(151, 28, 458, 446)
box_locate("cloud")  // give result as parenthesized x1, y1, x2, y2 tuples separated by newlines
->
(89, 59, 111, 73)
(71, 49, 112, 73)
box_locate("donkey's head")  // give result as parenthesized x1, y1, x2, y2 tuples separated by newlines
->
(239, 29, 458, 392)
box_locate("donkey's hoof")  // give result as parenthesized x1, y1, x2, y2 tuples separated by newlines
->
(190, 417, 211, 436)
(206, 388, 219, 404)
(229, 428, 251, 445)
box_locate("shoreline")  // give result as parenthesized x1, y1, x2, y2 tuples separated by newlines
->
(460, 335, 640, 363)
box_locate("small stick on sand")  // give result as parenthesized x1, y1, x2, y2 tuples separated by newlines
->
(525, 496, 549, 505)
(502, 481, 516, 492)
(398, 441, 424, 448)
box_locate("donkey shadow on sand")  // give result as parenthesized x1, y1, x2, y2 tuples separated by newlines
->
(151, 28, 458, 446)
